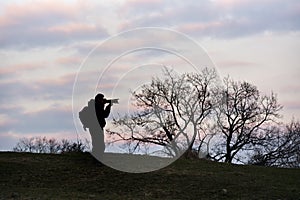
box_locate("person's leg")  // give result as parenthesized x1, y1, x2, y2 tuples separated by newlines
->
(89, 128, 105, 160)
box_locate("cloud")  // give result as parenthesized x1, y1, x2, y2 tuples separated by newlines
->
(0, 71, 76, 106)
(120, 0, 165, 17)
(0, 80, 37, 103)
(118, 0, 300, 38)
(19, 106, 74, 133)
(34, 73, 76, 100)
(0, 1, 108, 49)
(55, 56, 82, 66)
(212, 0, 251, 8)
(1, 0, 299, 49)
(0, 113, 17, 130)
(0, 104, 74, 134)
(216, 60, 257, 69)
(0, 62, 40, 76)
(0, 132, 20, 151)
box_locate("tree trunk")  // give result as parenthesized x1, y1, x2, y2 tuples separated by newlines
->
(225, 132, 233, 163)
(225, 153, 232, 163)
(183, 136, 198, 159)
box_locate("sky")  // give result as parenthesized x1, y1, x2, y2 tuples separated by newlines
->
(0, 0, 299, 151)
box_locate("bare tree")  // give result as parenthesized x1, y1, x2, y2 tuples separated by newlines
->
(48, 138, 61, 154)
(210, 78, 282, 163)
(13, 136, 89, 154)
(249, 120, 300, 168)
(35, 136, 48, 153)
(13, 137, 35, 153)
(107, 68, 219, 157)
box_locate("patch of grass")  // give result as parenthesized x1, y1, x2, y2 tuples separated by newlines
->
(0, 152, 299, 199)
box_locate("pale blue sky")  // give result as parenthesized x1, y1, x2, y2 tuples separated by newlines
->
(0, 0, 299, 150)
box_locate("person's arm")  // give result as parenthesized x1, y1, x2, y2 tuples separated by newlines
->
(103, 103, 112, 118)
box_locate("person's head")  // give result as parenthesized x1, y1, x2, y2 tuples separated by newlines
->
(95, 93, 105, 104)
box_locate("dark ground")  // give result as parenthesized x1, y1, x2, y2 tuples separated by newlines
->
(0, 152, 299, 199)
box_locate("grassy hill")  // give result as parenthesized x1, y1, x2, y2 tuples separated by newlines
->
(0, 152, 299, 199)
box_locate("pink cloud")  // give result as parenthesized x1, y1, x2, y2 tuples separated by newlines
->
(23, 103, 72, 116)
(118, 0, 165, 22)
(55, 56, 82, 66)
(0, 1, 82, 28)
(0, 1, 107, 48)
(47, 23, 97, 35)
(33, 72, 76, 87)
(216, 60, 257, 69)
(0, 63, 39, 76)
(123, 0, 163, 8)
(284, 101, 300, 109)
(1, 130, 77, 142)
(213, 0, 251, 8)
(278, 84, 300, 95)
(178, 21, 223, 33)
(0, 114, 16, 127)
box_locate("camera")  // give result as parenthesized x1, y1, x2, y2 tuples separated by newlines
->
(104, 98, 119, 104)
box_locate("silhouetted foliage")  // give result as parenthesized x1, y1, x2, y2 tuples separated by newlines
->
(13, 136, 89, 154)
(249, 120, 300, 168)
(210, 78, 282, 163)
(107, 68, 219, 157)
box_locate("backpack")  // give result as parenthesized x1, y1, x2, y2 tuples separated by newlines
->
(79, 99, 96, 131)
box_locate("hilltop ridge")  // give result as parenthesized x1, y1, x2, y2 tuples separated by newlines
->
(0, 152, 299, 199)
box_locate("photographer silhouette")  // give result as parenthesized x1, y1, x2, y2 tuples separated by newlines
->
(95, 93, 112, 130)
(79, 93, 117, 159)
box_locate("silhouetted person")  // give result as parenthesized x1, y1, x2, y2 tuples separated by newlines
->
(95, 93, 112, 130)
(79, 93, 113, 160)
